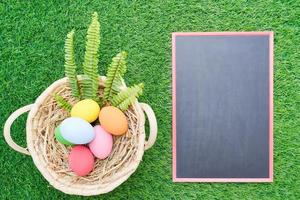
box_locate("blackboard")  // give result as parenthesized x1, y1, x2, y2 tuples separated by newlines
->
(172, 32, 273, 182)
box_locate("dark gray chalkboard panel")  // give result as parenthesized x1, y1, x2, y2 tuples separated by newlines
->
(172, 32, 273, 182)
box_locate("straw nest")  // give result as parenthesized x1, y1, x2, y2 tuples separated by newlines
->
(26, 76, 146, 195)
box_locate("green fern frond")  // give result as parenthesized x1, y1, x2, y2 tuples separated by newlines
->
(104, 51, 128, 102)
(111, 83, 144, 111)
(82, 12, 100, 101)
(54, 94, 72, 112)
(64, 30, 80, 99)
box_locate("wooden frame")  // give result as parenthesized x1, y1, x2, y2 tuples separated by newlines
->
(172, 32, 274, 182)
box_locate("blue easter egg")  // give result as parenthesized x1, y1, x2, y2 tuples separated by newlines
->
(60, 117, 95, 144)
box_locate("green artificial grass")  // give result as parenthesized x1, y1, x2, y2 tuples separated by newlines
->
(0, 0, 299, 199)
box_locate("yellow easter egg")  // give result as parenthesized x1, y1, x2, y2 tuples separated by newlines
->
(71, 99, 100, 123)
(99, 106, 128, 136)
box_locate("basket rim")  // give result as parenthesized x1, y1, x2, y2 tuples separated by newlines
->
(26, 76, 146, 196)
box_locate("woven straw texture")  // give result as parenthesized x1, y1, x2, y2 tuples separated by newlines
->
(4, 76, 157, 196)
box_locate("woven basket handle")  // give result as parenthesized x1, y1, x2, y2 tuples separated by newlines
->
(140, 103, 157, 150)
(4, 104, 32, 155)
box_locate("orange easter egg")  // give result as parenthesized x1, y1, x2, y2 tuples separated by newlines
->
(99, 106, 128, 136)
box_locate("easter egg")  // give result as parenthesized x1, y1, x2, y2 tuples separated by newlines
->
(99, 106, 128, 136)
(60, 117, 95, 144)
(54, 126, 73, 145)
(89, 125, 113, 159)
(71, 99, 100, 123)
(69, 146, 94, 176)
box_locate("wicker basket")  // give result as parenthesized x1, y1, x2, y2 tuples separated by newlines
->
(3, 76, 157, 196)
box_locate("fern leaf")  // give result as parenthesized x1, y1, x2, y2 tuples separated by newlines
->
(111, 83, 144, 111)
(82, 12, 100, 101)
(104, 51, 128, 101)
(54, 94, 72, 112)
(64, 30, 80, 99)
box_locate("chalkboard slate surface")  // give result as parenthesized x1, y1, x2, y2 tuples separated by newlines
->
(172, 32, 273, 182)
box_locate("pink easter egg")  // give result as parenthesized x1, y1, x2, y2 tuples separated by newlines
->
(89, 125, 113, 159)
(69, 145, 94, 176)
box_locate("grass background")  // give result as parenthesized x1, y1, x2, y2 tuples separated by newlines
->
(0, 0, 299, 199)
